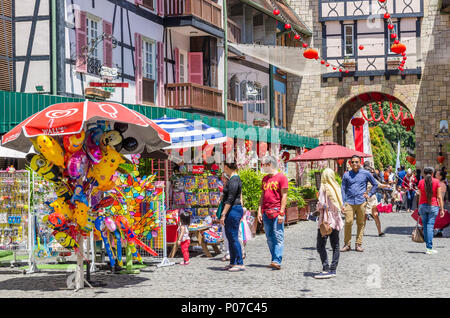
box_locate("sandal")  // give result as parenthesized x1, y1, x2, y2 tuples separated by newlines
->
(221, 255, 230, 262)
(228, 266, 244, 272)
(222, 265, 233, 270)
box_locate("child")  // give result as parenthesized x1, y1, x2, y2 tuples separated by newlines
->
(178, 211, 191, 265)
(393, 186, 404, 212)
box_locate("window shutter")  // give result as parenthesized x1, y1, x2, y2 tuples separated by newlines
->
(135, 33, 143, 104)
(188, 52, 203, 85)
(230, 76, 238, 101)
(103, 20, 113, 68)
(157, 41, 164, 106)
(282, 94, 287, 128)
(75, 10, 87, 73)
(174, 48, 179, 83)
(248, 98, 255, 113)
(157, 0, 164, 16)
(263, 86, 268, 115)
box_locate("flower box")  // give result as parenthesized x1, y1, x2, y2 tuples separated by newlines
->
(342, 60, 356, 71)
(285, 206, 299, 225)
(387, 59, 401, 70)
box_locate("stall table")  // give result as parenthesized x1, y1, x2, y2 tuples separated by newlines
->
(169, 226, 221, 258)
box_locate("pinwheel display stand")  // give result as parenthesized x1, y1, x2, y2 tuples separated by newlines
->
(0, 170, 31, 268)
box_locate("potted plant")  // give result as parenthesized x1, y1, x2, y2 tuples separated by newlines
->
(299, 185, 318, 216)
(285, 182, 300, 225)
(239, 168, 263, 236)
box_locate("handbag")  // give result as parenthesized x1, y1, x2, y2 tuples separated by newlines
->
(216, 201, 224, 219)
(319, 208, 333, 237)
(411, 218, 424, 243)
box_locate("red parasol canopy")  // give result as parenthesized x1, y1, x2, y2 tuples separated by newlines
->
(1, 101, 171, 154)
(289, 142, 372, 162)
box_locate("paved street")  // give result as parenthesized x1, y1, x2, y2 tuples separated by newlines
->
(0, 212, 449, 298)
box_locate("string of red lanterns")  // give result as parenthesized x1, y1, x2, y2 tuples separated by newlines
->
(269, 0, 408, 76)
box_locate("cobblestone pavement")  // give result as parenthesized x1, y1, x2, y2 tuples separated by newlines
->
(0, 212, 449, 298)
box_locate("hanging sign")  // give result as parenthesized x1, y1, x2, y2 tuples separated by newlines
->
(89, 82, 129, 88)
(192, 165, 205, 174)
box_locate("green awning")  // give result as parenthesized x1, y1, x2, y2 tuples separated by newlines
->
(0, 90, 318, 149)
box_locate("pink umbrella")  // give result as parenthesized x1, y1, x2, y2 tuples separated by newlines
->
(289, 142, 372, 162)
(1, 101, 171, 154)
(411, 209, 450, 229)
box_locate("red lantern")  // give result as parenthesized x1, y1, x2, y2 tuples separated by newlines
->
(337, 159, 344, 166)
(384, 13, 390, 19)
(437, 156, 445, 164)
(345, 70, 349, 73)
(406, 156, 416, 165)
(359, 45, 364, 50)
(321, 60, 325, 64)
(285, 23, 291, 30)
(294, 34, 301, 40)
(202, 144, 215, 162)
(403, 56, 407, 60)
(273, 9, 280, 15)
(302, 43, 308, 48)
(394, 39, 399, 44)
(351, 117, 365, 127)
(391, 43, 406, 54)
(379, 0, 386, 2)
(391, 33, 397, 39)
(401, 52, 406, 56)
(303, 48, 319, 59)
(245, 140, 253, 153)
(326, 63, 330, 67)
(332, 67, 337, 70)
(388, 24, 395, 30)
(223, 137, 234, 154)
(281, 152, 290, 162)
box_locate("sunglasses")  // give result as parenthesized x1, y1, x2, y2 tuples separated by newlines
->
(351, 161, 360, 164)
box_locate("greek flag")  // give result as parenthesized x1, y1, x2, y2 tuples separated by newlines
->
(153, 117, 227, 149)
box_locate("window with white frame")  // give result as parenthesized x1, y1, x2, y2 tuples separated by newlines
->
(344, 25, 354, 56)
(179, 50, 187, 83)
(86, 15, 102, 62)
(255, 85, 264, 113)
(388, 22, 399, 51)
(142, 39, 155, 80)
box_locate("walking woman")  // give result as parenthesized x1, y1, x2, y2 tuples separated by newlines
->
(434, 169, 448, 237)
(402, 169, 418, 213)
(219, 162, 245, 271)
(416, 167, 445, 254)
(314, 168, 344, 279)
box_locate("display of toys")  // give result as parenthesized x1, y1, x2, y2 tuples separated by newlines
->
(173, 192, 186, 206)
(198, 192, 210, 206)
(185, 193, 197, 206)
(209, 192, 220, 206)
(184, 176, 196, 191)
(196, 176, 208, 190)
(207, 176, 219, 189)
(197, 208, 210, 217)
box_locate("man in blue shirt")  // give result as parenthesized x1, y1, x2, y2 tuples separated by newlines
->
(397, 166, 406, 187)
(340, 155, 378, 252)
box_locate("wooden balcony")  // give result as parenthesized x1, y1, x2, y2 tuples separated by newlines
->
(227, 18, 241, 43)
(165, 83, 223, 114)
(227, 99, 244, 123)
(165, 0, 222, 28)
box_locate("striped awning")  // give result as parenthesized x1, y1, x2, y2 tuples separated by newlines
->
(153, 117, 227, 149)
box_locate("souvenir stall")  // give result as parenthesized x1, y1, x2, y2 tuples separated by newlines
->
(152, 118, 227, 257)
(0, 168, 30, 266)
(1, 101, 171, 290)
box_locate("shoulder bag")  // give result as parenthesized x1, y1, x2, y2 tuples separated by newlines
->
(319, 207, 333, 237)
(411, 217, 424, 243)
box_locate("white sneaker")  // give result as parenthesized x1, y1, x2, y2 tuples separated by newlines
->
(426, 249, 438, 255)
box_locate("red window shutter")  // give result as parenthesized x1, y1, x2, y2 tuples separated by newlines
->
(135, 33, 143, 104)
(174, 48, 179, 83)
(75, 10, 87, 73)
(157, 41, 164, 106)
(103, 20, 113, 68)
(188, 52, 203, 85)
(157, 0, 164, 16)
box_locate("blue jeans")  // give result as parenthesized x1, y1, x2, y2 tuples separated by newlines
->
(225, 205, 244, 265)
(406, 190, 415, 210)
(418, 204, 439, 249)
(375, 192, 382, 203)
(263, 213, 284, 265)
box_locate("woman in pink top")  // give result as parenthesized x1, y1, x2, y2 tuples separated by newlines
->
(434, 170, 448, 237)
(314, 168, 344, 279)
(416, 167, 444, 254)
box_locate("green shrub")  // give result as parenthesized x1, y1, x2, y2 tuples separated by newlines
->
(238, 168, 263, 211)
(299, 185, 318, 200)
(287, 181, 307, 208)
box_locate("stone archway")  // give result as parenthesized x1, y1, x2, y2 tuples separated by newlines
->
(332, 91, 414, 148)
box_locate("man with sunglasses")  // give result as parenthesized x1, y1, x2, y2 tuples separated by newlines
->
(340, 155, 378, 252)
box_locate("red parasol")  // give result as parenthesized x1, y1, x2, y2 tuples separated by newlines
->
(1, 101, 171, 154)
(411, 209, 450, 229)
(289, 142, 372, 162)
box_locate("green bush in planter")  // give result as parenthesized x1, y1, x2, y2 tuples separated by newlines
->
(238, 168, 263, 211)
(299, 185, 318, 200)
(287, 182, 307, 209)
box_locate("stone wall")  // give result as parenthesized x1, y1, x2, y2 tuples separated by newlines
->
(286, 0, 450, 171)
